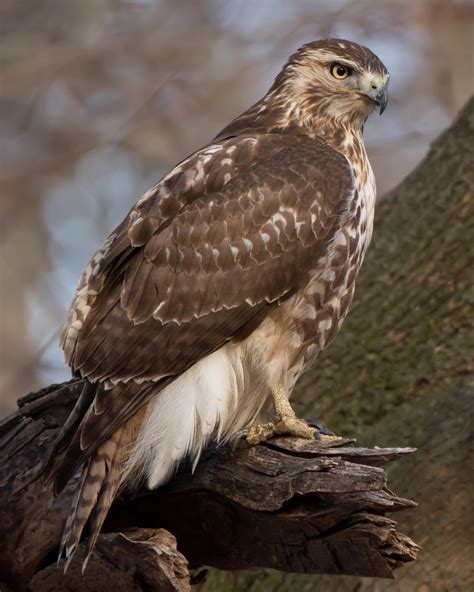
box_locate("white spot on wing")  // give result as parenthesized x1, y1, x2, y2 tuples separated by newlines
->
(204, 145, 222, 155)
(270, 212, 286, 225)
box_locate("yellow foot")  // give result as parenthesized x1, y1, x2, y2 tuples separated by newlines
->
(275, 415, 316, 439)
(247, 384, 316, 446)
(246, 422, 275, 446)
(247, 416, 316, 445)
(318, 433, 344, 443)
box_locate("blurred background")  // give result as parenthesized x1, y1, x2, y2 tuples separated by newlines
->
(0, 0, 472, 416)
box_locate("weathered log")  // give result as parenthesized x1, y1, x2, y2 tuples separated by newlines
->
(0, 380, 418, 591)
(28, 529, 191, 592)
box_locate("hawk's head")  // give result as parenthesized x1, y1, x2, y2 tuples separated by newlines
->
(273, 38, 389, 124)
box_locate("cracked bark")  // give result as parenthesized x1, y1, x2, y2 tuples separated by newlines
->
(0, 380, 417, 591)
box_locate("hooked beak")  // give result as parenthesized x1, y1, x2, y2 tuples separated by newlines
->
(369, 84, 388, 115)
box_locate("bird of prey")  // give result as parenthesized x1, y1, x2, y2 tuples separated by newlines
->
(46, 38, 389, 569)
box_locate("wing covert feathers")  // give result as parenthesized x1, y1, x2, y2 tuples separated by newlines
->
(65, 139, 352, 387)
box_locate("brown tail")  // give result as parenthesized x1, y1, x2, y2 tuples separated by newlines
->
(52, 399, 149, 573)
(59, 426, 127, 572)
(44, 381, 97, 486)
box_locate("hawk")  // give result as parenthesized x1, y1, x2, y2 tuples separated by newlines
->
(46, 38, 389, 569)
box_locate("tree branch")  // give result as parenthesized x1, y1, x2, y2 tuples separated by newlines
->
(0, 380, 418, 591)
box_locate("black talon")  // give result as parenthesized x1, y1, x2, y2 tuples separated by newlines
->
(306, 419, 335, 436)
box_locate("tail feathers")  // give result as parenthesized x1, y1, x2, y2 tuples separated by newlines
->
(44, 380, 96, 487)
(83, 428, 127, 567)
(59, 428, 124, 573)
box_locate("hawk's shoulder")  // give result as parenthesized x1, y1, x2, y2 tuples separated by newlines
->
(60, 133, 296, 357)
(62, 134, 354, 386)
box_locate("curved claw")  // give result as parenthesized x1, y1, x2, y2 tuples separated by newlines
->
(306, 419, 336, 437)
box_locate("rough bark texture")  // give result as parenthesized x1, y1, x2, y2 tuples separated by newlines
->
(200, 99, 474, 591)
(0, 381, 417, 591)
(28, 529, 191, 592)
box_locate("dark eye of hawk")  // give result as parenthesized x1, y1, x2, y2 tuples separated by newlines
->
(331, 64, 352, 80)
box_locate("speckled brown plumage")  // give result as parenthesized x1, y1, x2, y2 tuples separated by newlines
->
(48, 38, 389, 569)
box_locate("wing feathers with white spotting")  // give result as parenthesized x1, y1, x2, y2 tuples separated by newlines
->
(69, 141, 352, 380)
(59, 135, 353, 466)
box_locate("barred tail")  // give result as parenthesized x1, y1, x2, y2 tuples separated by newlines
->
(44, 379, 152, 572)
(59, 426, 126, 572)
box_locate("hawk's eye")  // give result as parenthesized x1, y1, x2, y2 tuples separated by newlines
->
(331, 64, 351, 79)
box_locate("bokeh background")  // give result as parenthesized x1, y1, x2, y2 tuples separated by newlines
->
(0, 1, 472, 419)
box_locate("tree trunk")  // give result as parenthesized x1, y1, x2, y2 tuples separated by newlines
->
(200, 98, 474, 591)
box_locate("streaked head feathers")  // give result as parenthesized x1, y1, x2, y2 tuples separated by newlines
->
(270, 38, 389, 123)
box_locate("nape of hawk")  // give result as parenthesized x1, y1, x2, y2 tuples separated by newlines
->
(45, 38, 389, 570)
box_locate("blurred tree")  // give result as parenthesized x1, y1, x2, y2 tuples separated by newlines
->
(0, 186, 48, 416)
